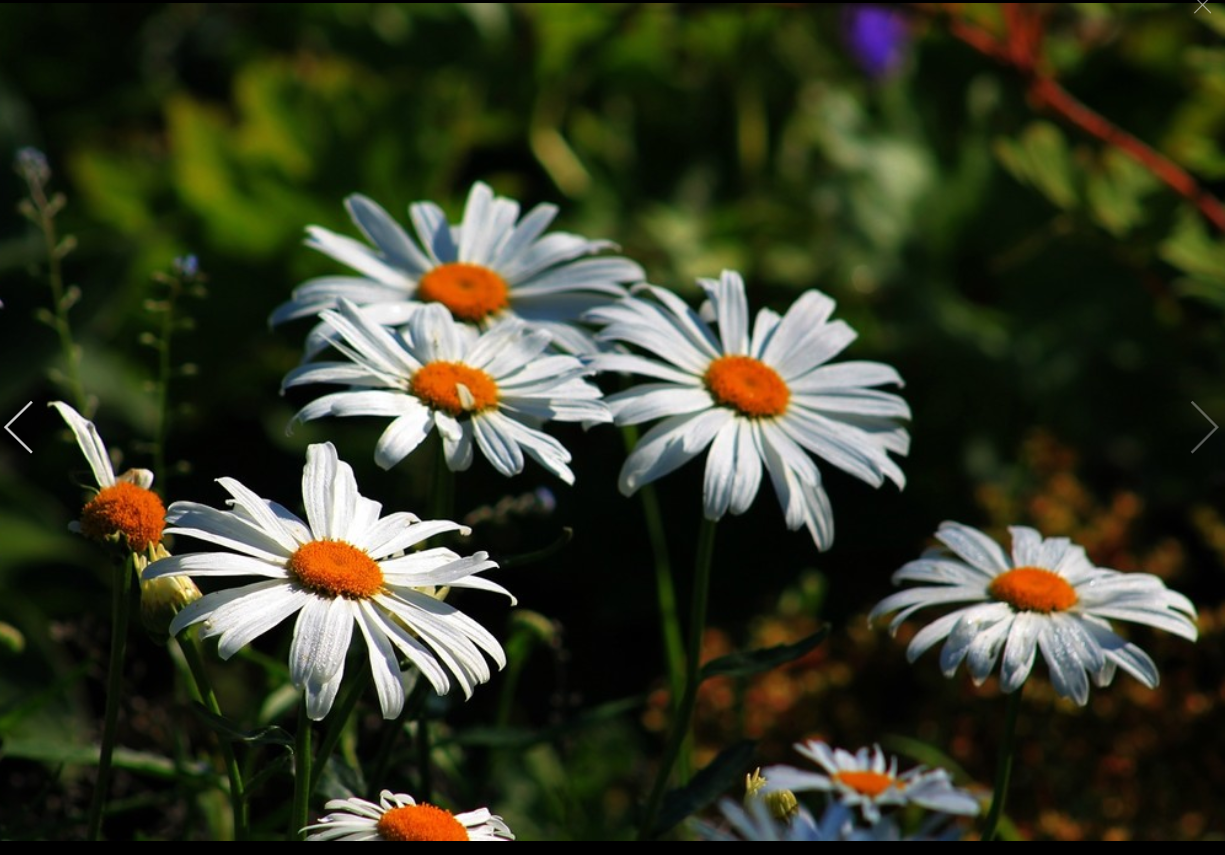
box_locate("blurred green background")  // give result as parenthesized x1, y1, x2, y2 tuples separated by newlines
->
(1, 2, 1224, 841)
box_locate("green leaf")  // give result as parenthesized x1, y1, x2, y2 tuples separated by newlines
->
(0, 738, 214, 780)
(188, 702, 293, 747)
(651, 740, 757, 838)
(994, 122, 1080, 211)
(699, 626, 828, 683)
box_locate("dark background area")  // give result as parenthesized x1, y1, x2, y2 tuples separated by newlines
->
(1, 3, 1223, 840)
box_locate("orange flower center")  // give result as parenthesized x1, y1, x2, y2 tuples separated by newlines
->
(411, 361, 499, 417)
(833, 770, 900, 798)
(376, 804, 469, 842)
(79, 482, 166, 552)
(988, 566, 1078, 613)
(287, 540, 384, 600)
(417, 262, 510, 323)
(703, 355, 790, 418)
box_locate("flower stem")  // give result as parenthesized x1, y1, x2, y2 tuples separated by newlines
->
(982, 688, 1022, 841)
(178, 633, 248, 841)
(416, 717, 433, 802)
(310, 667, 371, 794)
(638, 516, 717, 840)
(86, 556, 135, 841)
(290, 698, 313, 841)
(620, 427, 685, 742)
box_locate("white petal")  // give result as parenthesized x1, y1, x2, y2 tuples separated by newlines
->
(50, 401, 116, 487)
(619, 408, 732, 495)
(302, 442, 355, 540)
(999, 612, 1042, 693)
(345, 194, 432, 275)
(374, 408, 434, 470)
(355, 601, 405, 719)
(144, 551, 287, 580)
(934, 522, 1012, 575)
(606, 383, 712, 426)
(290, 597, 356, 720)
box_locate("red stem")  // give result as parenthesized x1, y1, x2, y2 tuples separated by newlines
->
(921, 4, 1225, 234)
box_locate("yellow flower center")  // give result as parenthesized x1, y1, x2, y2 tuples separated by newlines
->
(79, 482, 166, 552)
(411, 361, 500, 417)
(376, 804, 469, 842)
(703, 355, 790, 418)
(833, 770, 900, 798)
(287, 540, 384, 600)
(988, 566, 1078, 613)
(417, 262, 510, 323)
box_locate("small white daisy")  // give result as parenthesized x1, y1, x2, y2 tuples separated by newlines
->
(144, 442, 513, 720)
(761, 741, 979, 824)
(271, 182, 643, 354)
(870, 521, 1199, 705)
(50, 401, 165, 552)
(587, 270, 910, 551)
(283, 299, 611, 483)
(303, 790, 513, 841)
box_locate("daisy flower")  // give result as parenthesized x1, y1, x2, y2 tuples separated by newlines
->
(870, 521, 1199, 705)
(51, 401, 165, 553)
(303, 790, 513, 841)
(144, 442, 513, 720)
(587, 270, 909, 550)
(271, 182, 643, 354)
(761, 741, 979, 824)
(283, 299, 611, 482)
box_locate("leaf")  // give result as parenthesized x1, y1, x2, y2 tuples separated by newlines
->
(994, 122, 1080, 211)
(699, 626, 828, 683)
(650, 740, 757, 838)
(188, 702, 293, 747)
(0, 738, 214, 781)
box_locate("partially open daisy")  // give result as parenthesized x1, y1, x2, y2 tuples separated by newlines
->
(283, 299, 611, 482)
(870, 521, 1199, 705)
(51, 401, 165, 553)
(587, 270, 909, 550)
(144, 442, 513, 720)
(761, 741, 979, 824)
(271, 182, 643, 354)
(303, 790, 513, 841)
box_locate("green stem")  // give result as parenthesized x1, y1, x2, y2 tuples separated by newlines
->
(638, 516, 717, 841)
(369, 679, 430, 788)
(417, 716, 433, 802)
(290, 698, 313, 841)
(431, 436, 455, 522)
(179, 634, 248, 841)
(982, 689, 1022, 841)
(86, 557, 135, 841)
(310, 667, 371, 794)
(620, 427, 685, 738)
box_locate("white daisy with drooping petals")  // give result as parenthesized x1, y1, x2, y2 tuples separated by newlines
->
(50, 401, 165, 553)
(587, 270, 910, 551)
(761, 741, 979, 824)
(303, 790, 513, 841)
(144, 442, 513, 720)
(271, 182, 643, 354)
(870, 521, 1199, 705)
(283, 299, 611, 483)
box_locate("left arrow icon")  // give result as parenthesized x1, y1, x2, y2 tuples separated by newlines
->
(5, 401, 33, 453)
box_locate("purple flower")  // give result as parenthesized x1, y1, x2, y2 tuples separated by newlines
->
(843, 5, 911, 80)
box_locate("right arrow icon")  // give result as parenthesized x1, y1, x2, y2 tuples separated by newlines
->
(1192, 401, 1218, 453)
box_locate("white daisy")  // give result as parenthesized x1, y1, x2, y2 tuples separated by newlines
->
(143, 442, 513, 720)
(303, 790, 513, 841)
(283, 299, 611, 483)
(586, 270, 910, 551)
(50, 401, 165, 552)
(761, 741, 979, 824)
(271, 182, 643, 355)
(870, 521, 1199, 705)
